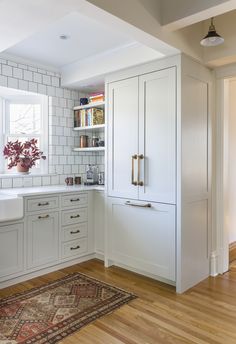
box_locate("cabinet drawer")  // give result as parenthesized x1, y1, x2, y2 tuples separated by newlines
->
(61, 238, 87, 259)
(27, 196, 59, 212)
(62, 223, 87, 242)
(61, 193, 88, 208)
(61, 208, 88, 226)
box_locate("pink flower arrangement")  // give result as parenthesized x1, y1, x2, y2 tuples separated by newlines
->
(3, 139, 46, 170)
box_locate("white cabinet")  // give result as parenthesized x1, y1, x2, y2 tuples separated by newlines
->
(107, 198, 175, 282)
(108, 67, 176, 204)
(0, 223, 24, 279)
(27, 212, 59, 269)
(139, 68, 176, 204)
(108, 77, 139, 199)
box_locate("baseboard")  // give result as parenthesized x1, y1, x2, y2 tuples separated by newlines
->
(95, 252, 104, 261)
(0, 254, 96, 289)
(229, 241, 236, 262)
(210, 251, 218, 276)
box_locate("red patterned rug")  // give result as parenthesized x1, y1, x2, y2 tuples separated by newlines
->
(0, 272, 136, 343)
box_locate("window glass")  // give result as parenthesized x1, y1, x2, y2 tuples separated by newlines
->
(9, 103, 41, 135)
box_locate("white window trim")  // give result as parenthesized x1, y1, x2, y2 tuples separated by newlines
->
(0, 94, 49, 175)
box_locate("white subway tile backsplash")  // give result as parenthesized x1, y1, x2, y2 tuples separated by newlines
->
(0, 57, 105, 189)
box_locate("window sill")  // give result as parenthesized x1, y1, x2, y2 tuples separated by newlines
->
(0, 173, 57, 179)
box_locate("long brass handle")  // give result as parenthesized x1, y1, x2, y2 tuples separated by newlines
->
(70, 245, 80, 250)
(38, 214, 50, 219)
(38, 202, 49, 206)
(70, 214, 80, 219)
(70, 230, 80, 234)
(125, 201, 151, 208)
(137, 154, 144, 186)
(131, 154, 138, 186)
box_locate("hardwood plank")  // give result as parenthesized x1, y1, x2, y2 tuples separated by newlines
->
(1, 259, 236, 343)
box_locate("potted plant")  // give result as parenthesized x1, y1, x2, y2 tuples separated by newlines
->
(3, 139, 46, 173)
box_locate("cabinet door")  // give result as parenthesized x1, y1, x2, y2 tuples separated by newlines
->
(108, 77, 139, 199)
(27, 212, 59, 269)
(107, 198, 175, 282)
(139, 67, 176, 204)
(0, 223, 23, 279)
(94, 191, 105, 256)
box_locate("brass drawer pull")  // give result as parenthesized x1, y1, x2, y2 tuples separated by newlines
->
(70, 214, 80, 219)
(38, 214, 50, 219)
(70, 230, 80, 234)
(125, 201, 151, 208)
(70, 245, 80, 250)
(38, 202, 49, 206)
(70, 198, 80, 202)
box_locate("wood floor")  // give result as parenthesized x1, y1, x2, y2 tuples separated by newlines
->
(1, 259, 236, 344)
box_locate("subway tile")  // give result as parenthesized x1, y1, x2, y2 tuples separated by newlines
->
(2, 64, 13, 77)
(13, 67, 23, 79)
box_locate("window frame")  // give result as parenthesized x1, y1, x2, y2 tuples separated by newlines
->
(0, 94, 49, 175)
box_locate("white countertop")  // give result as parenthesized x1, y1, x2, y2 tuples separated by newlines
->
(0, 185, 105, 197)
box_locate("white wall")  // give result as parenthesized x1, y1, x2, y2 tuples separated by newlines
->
(226, 79, 236, 243)
(0, 57, 104, 189)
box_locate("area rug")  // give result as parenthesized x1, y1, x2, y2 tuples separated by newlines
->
(0, 272, 136, 344)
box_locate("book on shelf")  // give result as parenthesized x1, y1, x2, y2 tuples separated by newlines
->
(89, 92, 104, 103)
(74, 108, 104, 127)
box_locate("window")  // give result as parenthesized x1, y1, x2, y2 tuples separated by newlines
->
(0, 88, 48, 175)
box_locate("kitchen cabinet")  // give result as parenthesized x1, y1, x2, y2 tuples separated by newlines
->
(107, 198, 175, 282)
(27, 212, 59, 269)
(108, 67, 176, 204)
(0, 223, 24, 279)
(106, 55, 213, 292)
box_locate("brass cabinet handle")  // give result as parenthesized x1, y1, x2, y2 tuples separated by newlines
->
(70, 214, 80, 219)
(131, 154, 138, 186)
(38, 202, 49, 206)
(38, 214, 50, 219)
(70, 230, 80, 234)
(70, 198, 80, 202)
(137, 154, 144, 186)
(70, 245, 80, 250)
(125, 201, 151, 208)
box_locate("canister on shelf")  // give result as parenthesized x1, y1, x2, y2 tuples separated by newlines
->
(80, 135, 88, 148)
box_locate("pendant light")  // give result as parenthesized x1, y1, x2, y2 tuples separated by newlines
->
(200, 17, 224, 47)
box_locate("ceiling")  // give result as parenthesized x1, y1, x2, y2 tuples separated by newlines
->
(1, 0, 236, 89)
(5, 11, 135, 68)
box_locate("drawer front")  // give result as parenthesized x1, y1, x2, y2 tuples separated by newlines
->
(62, 223, 87, 242)
(61, 208, 88, 226)
(61, 238, 87, 259)
(61, 193, 88, 208)
(27, 196, 59, 212)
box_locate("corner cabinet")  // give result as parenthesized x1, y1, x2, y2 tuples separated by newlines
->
(107, 67, 176, 204)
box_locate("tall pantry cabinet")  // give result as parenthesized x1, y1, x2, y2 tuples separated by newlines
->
(105, 54, 213, 293)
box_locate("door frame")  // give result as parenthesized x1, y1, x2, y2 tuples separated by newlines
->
(215, 65, 236, 274)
